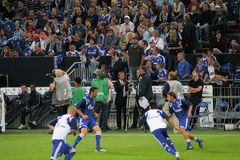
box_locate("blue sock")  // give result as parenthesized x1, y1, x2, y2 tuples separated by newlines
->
(164, 144, 176, 156)
(186, 139, 192, 147)
(194, 137, 201, 143)
(64, 152, 75, 160)
(96, 131, 101, 150)
(72, 133, 84, 148)
(166, 138, 176, 152)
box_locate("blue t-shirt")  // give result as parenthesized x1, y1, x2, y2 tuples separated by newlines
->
(76, 95, 96, 117)
(86, 45, 100, 60)
(176, 60, 191, 79)
(169, 98, 192, 120)
(150, 55, 166, 70)
(155, 69, 168, 79)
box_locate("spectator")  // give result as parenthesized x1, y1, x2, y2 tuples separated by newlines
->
(167, 29, 183, 71)
(119, 15, 135, 37)
(198, 2, 214, 41)
(109, 18, 120, 36)
(14, 0, 29, 20)
(182, 13, 197, 54)
(139, 66, 153, 102)
(149, 30, 164, 51)
(14, 23, 24, 40)
(211, 31, 227, 54)
(142, 18, 154, 41)
(229, 39, 240, 54)
(214, 0, 228, 13)
(150, 46, 166, 70)
(203, 56, 216, 84)
(194, 57, 206, 79)
(160, 26, 170, 54)
(105, 29, 119, 47)
(86, 37, 101, 61)
(72, 7, 87, 25)
(66, 43, 80, 57)
(200, 0, 215, 11)
(3, 2, 14, 20)
(172, 0, 185, 22)
(154, 62, 168, 83)
(141, 40, 152, 58)
(211, 5, 227, 34)
(1, 46, 11, 57)
(87, 7, 99, 29)
(31, 43, 45, 56)
(145, 60, 155, 79)
(71, 17, 86, 38)
(175, 52, 191, 80)
(12, 48, 20, 58)
(187, 0, 200, 12)
(127, 36, 144, 80)
(18, 84, 41, 129)
(112, 51, 125, 80)
(155, 5, 172, 26)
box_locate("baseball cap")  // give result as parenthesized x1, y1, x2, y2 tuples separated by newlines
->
(124, 15, 130, 19)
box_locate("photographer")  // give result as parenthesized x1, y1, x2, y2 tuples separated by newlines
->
(51, 69, 72, 116)
(91, 69, 113, 131)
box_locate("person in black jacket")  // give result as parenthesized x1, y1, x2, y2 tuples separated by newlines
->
(139, 66, 153, 102)
(18, 84, 41, 129)
(114, 72, 128, 130)
(182, 14, 197, 54)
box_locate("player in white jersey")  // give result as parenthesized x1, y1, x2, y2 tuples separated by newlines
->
(139, 101, 181, 160)
(48, 106, 78, 160)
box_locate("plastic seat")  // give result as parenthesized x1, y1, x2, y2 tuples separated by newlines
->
(213, 101, 229, 129)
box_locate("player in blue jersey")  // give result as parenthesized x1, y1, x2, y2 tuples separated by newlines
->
(139, 101, 181, 160)
(167, 91, 203, 150)
(48, 106, 78, 160)
(72, 86, 106, 152)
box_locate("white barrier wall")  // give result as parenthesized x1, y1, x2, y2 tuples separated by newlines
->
(0, 85, 214, 128)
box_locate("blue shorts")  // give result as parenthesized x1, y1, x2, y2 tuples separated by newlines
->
(78, 117, 98, 129)
(179, 117, 191, 131)
(152, 128, 169, 147)
(50, 140, 72, 160)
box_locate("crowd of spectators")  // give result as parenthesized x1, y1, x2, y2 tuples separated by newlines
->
(0, 0, 240, 81)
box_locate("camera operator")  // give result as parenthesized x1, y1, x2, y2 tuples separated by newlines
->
(91, 69, 113, 131)
(18, 85, 41, 129)
(114, 72, 128, 130)
(51, 69, 72, 116)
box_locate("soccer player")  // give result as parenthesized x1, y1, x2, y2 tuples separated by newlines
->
(139, 101, 181, 160)
(48, 106, 78, 160)
(167, 91, 203, 150)
(72, 86, 106, 152)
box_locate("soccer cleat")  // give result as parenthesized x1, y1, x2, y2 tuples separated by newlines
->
(185, 146, 193, 150)
(18, 124, 26, 129)
(175, 152, 180, 160)
(95, 148, 107, 152)
(197, 140, 204, 148)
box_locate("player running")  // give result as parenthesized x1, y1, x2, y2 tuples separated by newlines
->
(72, 86, 106, 152)
(139, 101, 181, 160)
(167, 91, 203, 150)
(48, 106, 78, 160)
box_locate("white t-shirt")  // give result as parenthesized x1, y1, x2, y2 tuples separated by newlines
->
(144, 109, 168, 132)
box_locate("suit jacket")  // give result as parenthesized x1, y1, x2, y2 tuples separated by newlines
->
(139, 73, 153, 101)
(114, 80, 128, 106)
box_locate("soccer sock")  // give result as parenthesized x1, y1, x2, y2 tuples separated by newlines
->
(64, 152, 75, 160)
(166, 138, 176, 152)
(96, 131, 101, 150)
(72, 133, 84, 148)
(163, 144, 176, 156)
(194, 137, 201, 143)
(186, 139, 192, 147)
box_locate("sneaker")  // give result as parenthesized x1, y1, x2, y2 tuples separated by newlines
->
(175, 152, 180, 159)
(18, 124, 26, 129)
(197, 140, 204, 148)
(95, 148, 107, 152)
(185, 146, 193, 150)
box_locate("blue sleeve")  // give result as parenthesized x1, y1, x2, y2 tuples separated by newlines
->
(48, 118, 58, 126)
(181, 99, 192, 110)
(69, 118, 78, 130)
(161, 111, 169, 120)
(76, 98, 86, 111)
(185, 62, 191, 74)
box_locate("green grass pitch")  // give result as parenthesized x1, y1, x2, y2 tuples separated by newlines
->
(0, 129, 240, 160)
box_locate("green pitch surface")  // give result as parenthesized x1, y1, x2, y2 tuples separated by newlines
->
(0, 129, 240, 160)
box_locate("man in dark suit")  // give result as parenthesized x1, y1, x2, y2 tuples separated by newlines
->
(114, 72, 128, 130)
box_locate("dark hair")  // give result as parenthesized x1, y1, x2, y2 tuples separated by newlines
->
(75, 77, 82, 84)
(89, 86, 98, 94)
(141, 40, 148, 46)
(20, 84, 27, 87)
(167, 91, 177, 99)
(149, 101, 157, 109)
